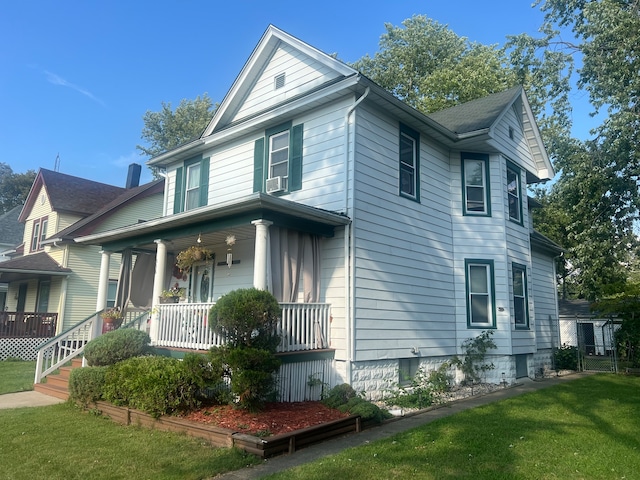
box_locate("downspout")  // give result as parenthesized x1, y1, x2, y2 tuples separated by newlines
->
(343, 85, 369, 385)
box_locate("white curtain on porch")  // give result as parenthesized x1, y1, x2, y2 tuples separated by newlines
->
(269, 227, 321, 303)
(121, 251, 174, 308)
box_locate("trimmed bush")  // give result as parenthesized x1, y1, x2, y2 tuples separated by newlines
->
(338, 396, 391, 424)
(554, 344, 579, 370)
(68, 366, 108, 407)
(84, 329, 151, 366)
(322, 383, 357, 409)
(208, 288, 281, 351)
(102, 353, 215, 418)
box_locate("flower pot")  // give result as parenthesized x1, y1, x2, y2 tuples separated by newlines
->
(159, 296, 180, 304)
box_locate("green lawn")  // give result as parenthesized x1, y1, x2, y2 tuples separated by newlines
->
(263, 374, 640, 480)
(0, 402, 259, 480)
(0, 359, 36, 394)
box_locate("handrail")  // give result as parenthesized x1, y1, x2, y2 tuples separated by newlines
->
(121, 309, 151, 331)
(34, 310, 103, 384)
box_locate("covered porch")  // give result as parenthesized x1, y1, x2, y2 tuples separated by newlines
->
(77, 193, 349, 352)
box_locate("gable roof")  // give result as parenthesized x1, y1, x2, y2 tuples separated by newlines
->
(428, 86, 554, 181)
(0, 205, 25, 246)
(48, 179, 164, 242)
(19, 169, 125, 223)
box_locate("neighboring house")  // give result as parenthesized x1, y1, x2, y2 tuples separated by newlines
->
(0, 164, 163, 360)
(0, 205, 26, 310)
(559, 299, 618, 356)
(74, 25, 562, 397)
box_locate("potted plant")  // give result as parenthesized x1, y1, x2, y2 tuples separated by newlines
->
(175, 245, 212, 273)
(102, 307, 124, 327)
(160, 283, 186, 303)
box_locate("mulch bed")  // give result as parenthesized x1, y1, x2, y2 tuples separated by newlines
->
(181, 401, 350, 437)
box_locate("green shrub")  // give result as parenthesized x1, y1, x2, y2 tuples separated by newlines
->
(208, 288, 281, 351)
(337, 396, 391, 424)
(209, 346, 281, 412)
(452, 330, 497, 384)
(322, 383, 357, 409)
(68, 366, 108, 407)
(554, 344, 579, 370)
(385, 362, 454, 409)
(84, 329, 151, 366)
(102, 354, 214, 418)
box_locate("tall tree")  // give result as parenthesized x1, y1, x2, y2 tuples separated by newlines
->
(0, 163, 36, 214)
(137, 93, 216, 159)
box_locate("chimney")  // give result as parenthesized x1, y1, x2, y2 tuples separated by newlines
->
(126, 163, 142, 189)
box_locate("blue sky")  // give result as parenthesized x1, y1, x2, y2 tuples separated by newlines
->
(1, 0, 594, 187)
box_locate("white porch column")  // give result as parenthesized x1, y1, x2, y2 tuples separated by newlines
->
(251, 219, 272, 290)
(93, 251, 111, 339)
(149, 239, 168, 343)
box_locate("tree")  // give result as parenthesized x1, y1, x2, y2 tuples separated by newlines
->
(0, 163, 36, 214)
(137, 93, 216, 159)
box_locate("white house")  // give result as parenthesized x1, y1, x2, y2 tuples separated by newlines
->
(72, 25, 562, 398)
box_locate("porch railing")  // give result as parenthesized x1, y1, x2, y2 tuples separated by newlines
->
(154, 302, 331, 352)
(0, 312, 58, 338)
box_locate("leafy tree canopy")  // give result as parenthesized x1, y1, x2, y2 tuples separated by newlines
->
(137, 93, 216, 159)
(0, 163, 36, 214)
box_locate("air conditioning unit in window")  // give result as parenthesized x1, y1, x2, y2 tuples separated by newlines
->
(266, 176, 284, 194)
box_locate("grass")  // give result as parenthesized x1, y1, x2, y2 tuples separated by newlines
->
(0, 359, 36, 394)
(263, 374, 640, 480)
(0, 402, 260, 479)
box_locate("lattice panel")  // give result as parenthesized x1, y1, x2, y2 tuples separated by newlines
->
(0, 337, 49, 361)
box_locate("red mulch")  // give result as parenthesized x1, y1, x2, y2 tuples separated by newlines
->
(182, 401, 350, 437)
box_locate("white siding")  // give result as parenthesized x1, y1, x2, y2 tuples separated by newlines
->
(489, 104, 539, 176)
(532, 249, 559, 350)
(233, 43, 340, 122)
(351, 105, 456, 362)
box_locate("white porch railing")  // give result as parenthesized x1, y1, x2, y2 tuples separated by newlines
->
(154, 302, 331, 352)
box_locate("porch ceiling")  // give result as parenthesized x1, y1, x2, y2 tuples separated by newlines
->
(74, 192, 350, 253)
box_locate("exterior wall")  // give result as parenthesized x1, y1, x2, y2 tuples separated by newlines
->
(351, 105, 456, 362)
(94, 194, 163, 233)
(532, 249, 560, 350)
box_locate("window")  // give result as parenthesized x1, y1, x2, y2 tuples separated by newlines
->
(399, 357, 420, 386)
(173, 157, 210, 214)
(506, 163, 522, 223)
(512, 263, 529, 328)
(36, 280, 50, 312)
(399, 124, 420, 201)
(30, 216, 48, 252)
(254, 121, 303, 194)
(107, 280, 117, 308)
(462, 153, 490, 215)
(465, 259, 496, 328)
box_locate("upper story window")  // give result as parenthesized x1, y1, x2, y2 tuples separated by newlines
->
(506, 162, 522, 224)
(512, 263, 529, 329)
(254, 121, 303, 195)
(30, 216, 48, 252)
(462, 153, 490, 216)
(399, 123, 420, 201)
(173, 157, 210, 214)
(465, 259, 496, 328)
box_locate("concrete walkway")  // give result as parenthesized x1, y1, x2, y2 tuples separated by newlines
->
(215, 373, 592, 479)
(0, 390, 65, 409)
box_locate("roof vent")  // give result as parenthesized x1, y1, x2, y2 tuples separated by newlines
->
(274, 73, 285, 90)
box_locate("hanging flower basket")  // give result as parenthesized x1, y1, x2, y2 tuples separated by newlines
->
(176, 246, 212, 273)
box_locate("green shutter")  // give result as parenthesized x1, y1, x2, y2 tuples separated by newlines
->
(199, 157, 210, 207)
(253, 138, 265, 192)
(289, 123, 303, 191)
(173, 167, 184, 214)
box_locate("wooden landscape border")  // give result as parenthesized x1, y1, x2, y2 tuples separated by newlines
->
(94, 401, 361, 458)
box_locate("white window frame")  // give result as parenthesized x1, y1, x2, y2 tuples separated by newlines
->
(269, 130, 290, 190)
(507, 164, 522, 223)
(184, 161, 202, 212)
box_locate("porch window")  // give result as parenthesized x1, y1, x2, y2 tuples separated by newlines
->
(173, 157, 210, 214)
(507, 162, 522, 224)
(462, 153, 490, 216)
(30, 216, 48, 252)
(465, 259, 496, 328)
(254, 121, 303, 194)
(107, 280, 117, 308)
(399, 123, 420, 201)
(36, 279, 50, 312)
(512, 263, 529, 328)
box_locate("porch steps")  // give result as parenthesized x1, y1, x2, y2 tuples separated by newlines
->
(33, 357, 83, 401)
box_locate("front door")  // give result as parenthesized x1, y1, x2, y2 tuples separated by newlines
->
(191, 259, 214, 303)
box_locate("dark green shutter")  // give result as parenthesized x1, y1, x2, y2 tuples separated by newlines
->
(289, 123, 303, 191)
(199, 157, 210, 207)
(173, 167, 184, 214)
(253, 138, 265, 192)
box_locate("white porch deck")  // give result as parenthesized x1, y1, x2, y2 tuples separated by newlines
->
(153, 302, 331, 352)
